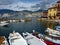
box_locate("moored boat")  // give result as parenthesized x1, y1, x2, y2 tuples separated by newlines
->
(0, 21, 9, 26)
(22, 32, 47, 45)
(8, 30, 27, 45)
(55, 26, 60, 31)
(31, 30, 60, 45)
(43, 35, 60, 45)
(45, 28, 60, 38)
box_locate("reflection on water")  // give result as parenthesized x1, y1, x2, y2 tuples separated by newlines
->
(41, 21, 59, 30)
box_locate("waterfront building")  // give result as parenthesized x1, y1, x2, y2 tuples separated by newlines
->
(48, 0, 60, 19)
(48, 5, 57, 19)
(32, 12, 42, 17)
(56, 0, 60, 19)
(2, 13, 10, 18)
(42, 11, 48, 18)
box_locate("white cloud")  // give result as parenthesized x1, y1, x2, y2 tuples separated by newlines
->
(0, 1, 40, 11)
(0, 0, 57, 11)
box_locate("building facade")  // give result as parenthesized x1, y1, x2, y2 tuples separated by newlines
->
(42, 11, 48, 18)
(48, 7, 57, 19)
(56, 0, 60, 19)
(48, 0, 60, 19)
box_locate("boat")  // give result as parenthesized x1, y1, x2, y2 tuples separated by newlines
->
(9, 20, 16, 23)
(45, 28, 60, 38)
(31, 30, 60, 45)
(22, 32, 47, 45)
(8, 30, 27, 45)
(55, 26, 60, 31)
(0, 21, 9, 26)
(21, 19, 25, 22)
(43, 35, 60, 45)
(0, 36, 8, 45)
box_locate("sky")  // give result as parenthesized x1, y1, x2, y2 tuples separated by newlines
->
(0, 0, 57, 11)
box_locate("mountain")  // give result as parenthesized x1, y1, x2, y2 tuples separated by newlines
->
(0, 9, 18, 14)
(34, 9, 48, 12)
(0, 9, 47, 14)
(0, 9, 13, 13)
(21, 10, 33, 13)
(0, 9, 33, 13)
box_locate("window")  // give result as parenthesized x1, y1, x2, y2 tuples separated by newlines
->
(54, 8, 56, 11)
(50, 9, 51, 11)
(54, 13, 56, 18)
(49, 14, 52, 19)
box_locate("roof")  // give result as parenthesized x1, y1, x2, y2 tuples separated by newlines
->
(48, 6, 57, 9)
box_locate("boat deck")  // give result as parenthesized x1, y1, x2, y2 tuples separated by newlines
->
(9, 32, 27, 45)
(25, 33, 47, 45)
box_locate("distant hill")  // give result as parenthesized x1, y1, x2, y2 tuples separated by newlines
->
(0, 9, 48, 14)
(34, 9, 48, 12)
(0, 9, 33, 14)
(0, 9, 15, 14)
(21, 10, 32, 13)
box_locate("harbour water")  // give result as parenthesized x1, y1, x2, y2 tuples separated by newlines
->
(0, 17, 47, 38)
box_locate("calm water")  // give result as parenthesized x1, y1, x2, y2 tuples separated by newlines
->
(0, 17, 47, 38)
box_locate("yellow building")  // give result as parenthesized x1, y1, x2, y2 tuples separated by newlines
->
(48, 0, 60, 19)
(48, 6, 57, 19)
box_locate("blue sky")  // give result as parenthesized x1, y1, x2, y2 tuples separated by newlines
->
(0, 0, 57, 11)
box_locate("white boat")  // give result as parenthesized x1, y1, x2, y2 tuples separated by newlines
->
(43, 28, 60, 45)
(0, 21, 9, 26)
(22, 32, 47, 45)
(0, 36, 8, 45)
(45, 28, 60, 37)
(8, 31, 27, 45)
(9, 20, 16, 23)
(30, 30, 60, 45)
(21, 19, 25, 22)
(55, 26, 60, 31)
(44, 35, 60, 44)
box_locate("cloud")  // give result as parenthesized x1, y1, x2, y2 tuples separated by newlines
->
(0, 0, 13, 5)
(24, 0, 57, 10)
(0, 0, 57, 11)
